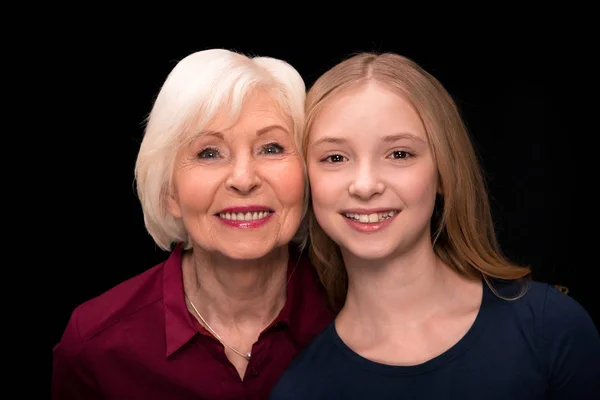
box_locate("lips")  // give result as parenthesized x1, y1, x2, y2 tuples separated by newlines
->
(216, 206, 274, 229)
(215, 205, 274, 228)
(340, 209, 400, 233)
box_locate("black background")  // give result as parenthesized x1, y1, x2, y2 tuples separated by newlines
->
(45, 31, 596, 391)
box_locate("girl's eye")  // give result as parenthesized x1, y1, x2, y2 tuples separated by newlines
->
(389, 150, 411, 160)
(262, 142, 285, 155)
(198, 147, 220, 159)
(322, 154, 347, 163)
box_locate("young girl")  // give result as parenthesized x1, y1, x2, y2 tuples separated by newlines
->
(270, 52, 600, 399)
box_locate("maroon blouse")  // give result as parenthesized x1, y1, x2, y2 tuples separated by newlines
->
(52, 245, 333, 399)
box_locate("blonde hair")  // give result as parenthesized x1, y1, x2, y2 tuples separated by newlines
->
(135, 49, 306, 251)
(303, 52, 531, 312)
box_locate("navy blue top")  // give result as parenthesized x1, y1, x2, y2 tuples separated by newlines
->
(270, 280, 600, 399)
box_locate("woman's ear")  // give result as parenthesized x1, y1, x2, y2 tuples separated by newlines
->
(166, 191, 182, 218)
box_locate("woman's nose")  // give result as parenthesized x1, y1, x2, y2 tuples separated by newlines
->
(225, 156, 261, 195)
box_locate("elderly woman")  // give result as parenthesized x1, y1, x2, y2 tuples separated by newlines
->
(51, 49, 333, 399)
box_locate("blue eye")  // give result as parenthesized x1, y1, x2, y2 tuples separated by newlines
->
(198, 147, 220, 159)
(262, 142, 284, 155)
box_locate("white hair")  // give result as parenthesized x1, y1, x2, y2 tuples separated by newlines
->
(135, 49, 306, 251)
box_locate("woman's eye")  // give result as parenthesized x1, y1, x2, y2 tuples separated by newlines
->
(198, 147, 220, 159)
(322, 154, 346, 163)
(262, 142, 285, 155)
(389, 150, 411, 160)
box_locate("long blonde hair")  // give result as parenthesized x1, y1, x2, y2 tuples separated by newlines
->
(303, 52, 531, 312)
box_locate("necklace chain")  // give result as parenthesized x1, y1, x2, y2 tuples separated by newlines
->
(184, 259, 300, 363)
(186, 295, 252, 361)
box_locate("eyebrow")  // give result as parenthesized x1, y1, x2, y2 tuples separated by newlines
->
(257, 124, 290, 136)
(197, 124, 290, 140)
(198, 131, 225, 140)
(311, 132, 426, 146)
(382, 133, 426, 144)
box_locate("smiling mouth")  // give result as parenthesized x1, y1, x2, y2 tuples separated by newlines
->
(217, 210, 273, 221)
(342, 210, 398, 223)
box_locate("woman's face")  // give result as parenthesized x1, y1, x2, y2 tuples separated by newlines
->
(307, 82, 439, 261)
(167, 90, 305, 260)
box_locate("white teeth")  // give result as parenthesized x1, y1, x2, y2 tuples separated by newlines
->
(219, 211, 271, 221)
(344, 211, 397, 223)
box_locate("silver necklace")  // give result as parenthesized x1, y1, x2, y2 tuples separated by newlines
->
(186, 295, 252, 361)
(184, 259, 300, 362)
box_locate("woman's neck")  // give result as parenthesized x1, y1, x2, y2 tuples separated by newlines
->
(183, 245, 289, 327)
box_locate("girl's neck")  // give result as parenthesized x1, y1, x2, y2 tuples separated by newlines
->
(341, 246, 450, 325)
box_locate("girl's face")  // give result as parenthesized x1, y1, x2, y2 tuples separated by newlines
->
(307, 82, 439, 261)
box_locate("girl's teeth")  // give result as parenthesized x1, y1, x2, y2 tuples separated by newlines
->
(344, 211, 397, 223)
